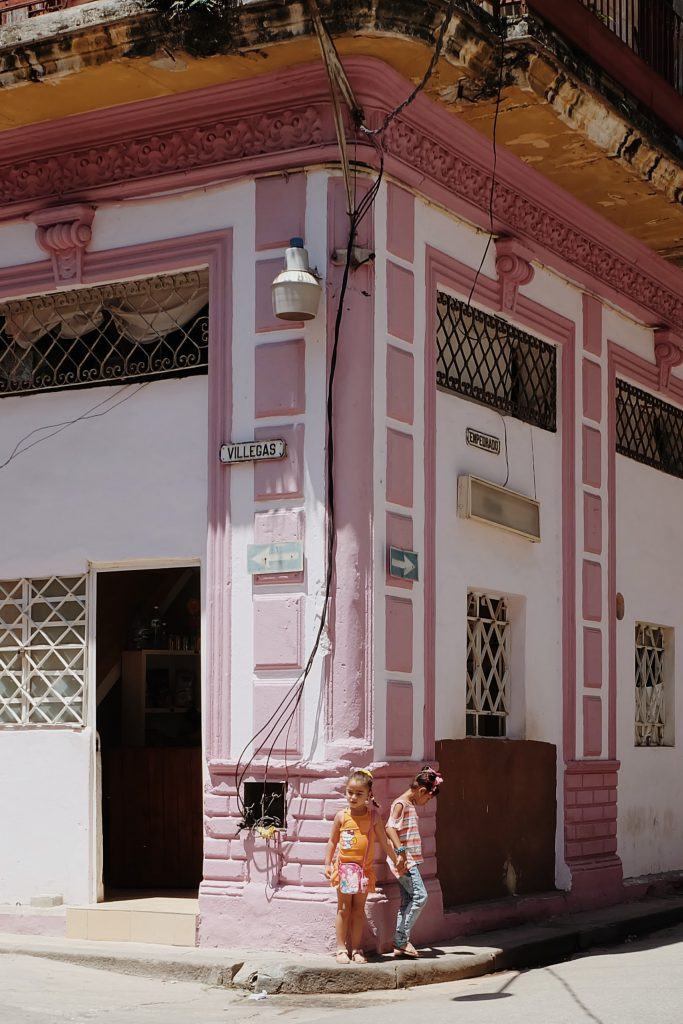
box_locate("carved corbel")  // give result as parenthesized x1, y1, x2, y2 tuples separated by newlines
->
(495, 236, 535, 314)
(28, 204, 96, 285)
(654, 328, 683, 391)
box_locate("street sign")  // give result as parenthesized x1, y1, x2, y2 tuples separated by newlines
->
(247, 541, 304, 575)
(220, 439, 286, 464)
(389, 547, 419, 581)
(466, 428, 500, 455)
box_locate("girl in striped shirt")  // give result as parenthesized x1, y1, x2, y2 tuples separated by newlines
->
(385, 766, 443, 958)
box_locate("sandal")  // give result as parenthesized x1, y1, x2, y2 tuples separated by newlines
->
(393, 943, 419, 958)
(351, 950, 367, 964)
(335, 950, 351, 964)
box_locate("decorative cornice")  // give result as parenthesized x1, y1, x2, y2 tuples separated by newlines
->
(380, 115, 683, 333)
(654, 328, 683, 391)
(29, 204, 95, 285)
(2, 107, 323, 208)
(0, 58, 681, 335)
(494, 236, 535, 313)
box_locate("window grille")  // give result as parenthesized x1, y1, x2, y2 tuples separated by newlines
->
(0, 576, 87, 726)
(0, 270, 208, 398)
(616, 378, 683, 480)
(635, 623, 666, 747)
(436, 292, 557, 431)
(466, 592, 510, 738)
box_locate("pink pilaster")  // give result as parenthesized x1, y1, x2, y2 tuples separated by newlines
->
(324, 178, 375, 759)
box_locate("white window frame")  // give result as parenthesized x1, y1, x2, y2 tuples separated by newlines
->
(466, 591, 511, 738)
(635, 622, 674, 747)
(0, 575, 88, 727)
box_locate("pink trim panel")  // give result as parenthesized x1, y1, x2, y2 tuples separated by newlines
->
(385, 596, 413, 674)
(253, 595, 303, 670)
(386, 681, 414, 757)
(387, 183, 415, 263)
(582, 560, 602, 622)
(582, 426, 602, 488)
(255, 339, 305, 418)
(583, 493, 602, 556)
(254, 423, 305, 501)
(386, 429, 414, 508)
(582, 360, 602, 423)
(583, 628, 603, 689)
(386, 345, 415, 425)
(386, 262, 415, 343)
(255, 173, 307, 251)
(583, 695, 603, 757)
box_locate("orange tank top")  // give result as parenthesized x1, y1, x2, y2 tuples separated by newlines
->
(337, 807, 374, 867)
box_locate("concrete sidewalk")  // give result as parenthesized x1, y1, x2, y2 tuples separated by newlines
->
(2, 894, 683, 995)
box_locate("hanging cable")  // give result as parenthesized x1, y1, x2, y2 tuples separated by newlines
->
(0, 382, 150, 473)
(466, 8, 506, 308)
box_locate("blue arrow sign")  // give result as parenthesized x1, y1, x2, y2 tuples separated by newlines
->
(247, 541, 304, 575)
(389, 547, 419, 581)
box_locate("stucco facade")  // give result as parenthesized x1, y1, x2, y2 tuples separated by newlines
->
(1, 0, 683, 954)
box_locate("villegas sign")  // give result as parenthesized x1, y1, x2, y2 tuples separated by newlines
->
(219, 439, 286, 464)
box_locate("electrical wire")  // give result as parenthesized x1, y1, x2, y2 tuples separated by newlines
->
(0, 382, 150, 472)
(359, 1, 456, 138)
(466, 9, 506, 309)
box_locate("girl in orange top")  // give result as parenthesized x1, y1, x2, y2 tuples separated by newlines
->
(324, 769, 404, 963)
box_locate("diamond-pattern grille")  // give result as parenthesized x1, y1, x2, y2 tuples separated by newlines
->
(436, 292, 557, 431)
(466, 592, 510, 738)
(0, 270, 208, 397)
(635, 623, 666, 747)
(616, 378, 683, 480)
(0, 576, 87, 726)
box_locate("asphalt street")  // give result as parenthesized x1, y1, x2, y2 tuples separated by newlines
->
(2, 923, 683, 1023)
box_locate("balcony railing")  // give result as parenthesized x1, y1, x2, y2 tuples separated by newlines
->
(580, 0, 682, 93)
(0, 0, 80, 25)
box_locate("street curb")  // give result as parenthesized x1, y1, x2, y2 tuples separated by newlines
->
(2, 896, 683, 995)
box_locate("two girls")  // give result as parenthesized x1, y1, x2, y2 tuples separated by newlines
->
(325, 766, 442, 962)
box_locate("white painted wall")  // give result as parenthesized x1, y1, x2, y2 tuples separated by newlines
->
(0, 374, 207, 905)
(0, 731, 93, 905)
(616, 449, 683, 878)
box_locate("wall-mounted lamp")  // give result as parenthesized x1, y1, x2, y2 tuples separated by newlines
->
(272, 238, 322, 321)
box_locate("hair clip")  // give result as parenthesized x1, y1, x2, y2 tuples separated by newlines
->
(354, 767, 374, 780)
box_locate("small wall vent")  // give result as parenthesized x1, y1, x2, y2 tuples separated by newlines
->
(457, 475, 541, 542)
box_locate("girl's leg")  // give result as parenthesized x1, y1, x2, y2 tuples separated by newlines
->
(335, 891, 352, 961)
(400, 867, 428, 949)
(349, 893, 368, 961)
(394, 873, 412, 950)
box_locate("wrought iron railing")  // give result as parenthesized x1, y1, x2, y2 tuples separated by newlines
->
(0, 270, 209, 397)
(578, 0, 682, 93)
(616, 378, 683, 480)
(436, 291, 557, 431)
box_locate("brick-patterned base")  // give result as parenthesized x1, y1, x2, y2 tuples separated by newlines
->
(564, 759, 623, 903)
(198, 761, 444, 953)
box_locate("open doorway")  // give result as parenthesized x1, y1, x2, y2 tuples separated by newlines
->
(95, 566, 203, 895)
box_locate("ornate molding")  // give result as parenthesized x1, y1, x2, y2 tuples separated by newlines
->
(28, 204, 95, 284)
(381, 118, 683, 333)
(494, 236, 535, 313)
(0, 74, 680, 333)
(3, 107, 322, 207)
(654, 328, 683, 390)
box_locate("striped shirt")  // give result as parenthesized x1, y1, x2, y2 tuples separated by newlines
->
(387, 798, 422, 876)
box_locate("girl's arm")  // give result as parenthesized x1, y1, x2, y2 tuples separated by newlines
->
(324, 811, 342, 879)
(385, 802, 407, 872)
(374, 815, 402, 868)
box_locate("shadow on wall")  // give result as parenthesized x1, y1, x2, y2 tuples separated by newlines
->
(435, 738, 557, 906)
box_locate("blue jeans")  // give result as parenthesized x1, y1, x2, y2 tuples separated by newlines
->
(394, 865, 428, 948)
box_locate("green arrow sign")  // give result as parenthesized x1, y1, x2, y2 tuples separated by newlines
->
(389, 547, 419, 581)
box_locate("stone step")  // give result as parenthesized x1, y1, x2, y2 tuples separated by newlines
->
(66, 896, 198, 946)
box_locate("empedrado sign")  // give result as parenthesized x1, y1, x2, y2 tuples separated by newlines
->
(219, 439, 286, 464)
